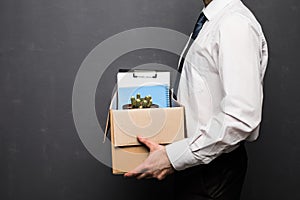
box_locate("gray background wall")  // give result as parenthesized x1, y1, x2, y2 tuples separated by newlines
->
(1, 0, 299, 199)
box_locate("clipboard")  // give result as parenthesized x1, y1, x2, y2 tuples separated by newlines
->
(117, 69, 170, 110)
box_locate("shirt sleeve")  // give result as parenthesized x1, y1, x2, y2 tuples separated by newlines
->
(166, 14, 264, 170)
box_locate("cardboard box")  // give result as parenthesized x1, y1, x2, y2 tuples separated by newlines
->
(109, 98, 185, 174)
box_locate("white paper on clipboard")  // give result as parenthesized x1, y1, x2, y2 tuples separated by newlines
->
(117, 70, 170, 110)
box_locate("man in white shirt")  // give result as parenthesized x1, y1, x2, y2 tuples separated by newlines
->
(125, 0, 268, 199)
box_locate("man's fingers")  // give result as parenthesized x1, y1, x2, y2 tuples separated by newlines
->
(124, 171, 137, 177)
(137, 136, 158, 151)
(137, 172, 151, 180)
(124, 162, 148, 178)
(156, 169, 168, 181)
(137, 169, 161, 180)
(152, 169, 161, 178)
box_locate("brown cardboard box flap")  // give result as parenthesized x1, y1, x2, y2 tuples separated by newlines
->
(111, 145, 149, 174)
(111, 107, 184, 147)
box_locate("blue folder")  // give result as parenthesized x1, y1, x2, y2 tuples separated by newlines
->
(117, 70, 170, 110)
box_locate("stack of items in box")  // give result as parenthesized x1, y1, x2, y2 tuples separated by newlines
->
(109, 70, 185, 174)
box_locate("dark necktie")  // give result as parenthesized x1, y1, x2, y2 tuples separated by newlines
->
(173, 12, 207, 98)
(191, 12, 207, 40)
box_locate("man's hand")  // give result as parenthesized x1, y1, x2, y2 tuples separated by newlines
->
(124, 136, 175, 180)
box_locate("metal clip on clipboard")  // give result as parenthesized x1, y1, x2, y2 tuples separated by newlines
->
(132, 70, 157, 79)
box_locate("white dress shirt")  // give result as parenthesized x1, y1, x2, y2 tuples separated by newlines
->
(166, 0, 268, 170)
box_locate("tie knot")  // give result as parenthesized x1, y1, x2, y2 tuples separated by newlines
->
(198, 12, 207, 24)
(191, 12, 207, 40)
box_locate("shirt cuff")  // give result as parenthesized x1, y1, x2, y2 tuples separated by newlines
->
(165, 139, 199, 171)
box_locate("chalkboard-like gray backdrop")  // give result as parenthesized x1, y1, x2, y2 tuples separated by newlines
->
(1, 0, 299, 199)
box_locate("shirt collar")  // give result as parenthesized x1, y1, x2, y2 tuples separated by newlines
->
(202, 0, 239, 21)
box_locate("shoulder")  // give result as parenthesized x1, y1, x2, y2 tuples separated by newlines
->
(218, 4, 263, 36)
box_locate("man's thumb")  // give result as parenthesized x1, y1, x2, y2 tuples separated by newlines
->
(137, 136, 157, 151)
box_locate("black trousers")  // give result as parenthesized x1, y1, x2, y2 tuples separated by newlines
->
(174, 143, 247, 200)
